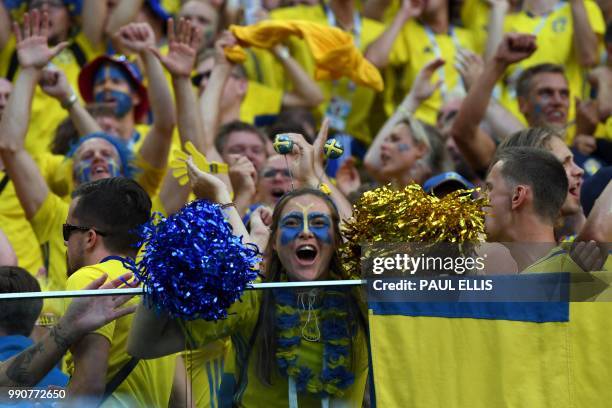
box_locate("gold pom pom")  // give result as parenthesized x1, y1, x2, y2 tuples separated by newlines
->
(340, 184, 488, 278)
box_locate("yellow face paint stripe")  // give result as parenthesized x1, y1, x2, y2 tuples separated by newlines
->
(296, 203, 314, 235)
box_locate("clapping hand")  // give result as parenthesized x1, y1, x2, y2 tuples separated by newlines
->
(14, 10, 68, 70)
(148, 18, 202, 77)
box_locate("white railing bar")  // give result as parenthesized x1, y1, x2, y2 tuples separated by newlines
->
(0, 280, 368, 300)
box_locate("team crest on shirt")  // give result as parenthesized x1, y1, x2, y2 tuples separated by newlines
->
(552, 17, 568, 33)
(424, 46, 433, 54)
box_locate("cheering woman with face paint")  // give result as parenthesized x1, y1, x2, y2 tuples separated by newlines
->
(129, 133, 368, 407)
(364, 60, 437, 187)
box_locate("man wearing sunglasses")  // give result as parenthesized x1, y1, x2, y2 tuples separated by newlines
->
(55, 177, 174, 406)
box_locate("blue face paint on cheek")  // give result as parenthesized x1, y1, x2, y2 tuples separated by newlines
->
(74, 159, 93, 184)
(74, 157, 121, 183)
(94, 65, 135, 118)
(94, 90, 133, 118)
(397, 143, 411, 152)
(279, 212, 304, 246)
(308, 212, 332, 244)
(106, 158, 121, 177)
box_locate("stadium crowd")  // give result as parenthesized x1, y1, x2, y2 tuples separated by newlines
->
(0, 0, 610, 406)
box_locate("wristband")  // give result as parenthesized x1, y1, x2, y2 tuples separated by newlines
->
(61, 93, 78, 110)
(220, 202, 236, 210)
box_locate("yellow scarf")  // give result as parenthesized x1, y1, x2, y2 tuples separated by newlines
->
(226, 20, 383, 92)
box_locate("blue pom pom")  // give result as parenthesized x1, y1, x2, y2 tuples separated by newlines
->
(323, 138, 344, 159)
(134, 200, 260, 320)
(273, 134, 294, 155)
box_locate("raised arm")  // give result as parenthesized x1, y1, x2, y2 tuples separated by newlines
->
(0, 11, 67, 219)
(0, 2, 10, 50)
(450, 33, 535, 171)
(588, 66, 612, 121)
(117, 22, 176, 169)
(200, 32, 235, 155)
(81, 0, 109, 48)
(363, 0, 393, 21)
(309, 121, 353, 221)
(484, 0, 509, 62)
(0, 274, 136, 388)
(40, 67, 101, 136)
(105, 0, 145, 39)
(128, 306, 185, 359)
(570, 0, 600, 67)
(578, 180, 612, 243)
(455, 48, 523, 141)
(364, 0, 424, 68)
(364, 58, 443, 176)
(273, 46, 324, 108)
(128, 153, 255, 358)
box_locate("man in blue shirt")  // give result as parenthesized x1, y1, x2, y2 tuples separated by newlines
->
(0, 266, 68, 388)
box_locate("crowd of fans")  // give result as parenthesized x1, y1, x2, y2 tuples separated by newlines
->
(0, 0, 610, 406)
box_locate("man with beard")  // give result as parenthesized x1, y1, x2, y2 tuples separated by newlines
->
(60, 177, 176, 405)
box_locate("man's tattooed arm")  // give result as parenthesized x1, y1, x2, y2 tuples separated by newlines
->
(0, 320, 77, 388)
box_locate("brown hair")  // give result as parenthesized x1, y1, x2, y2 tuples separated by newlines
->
(516, 64, 567, 99)
(253, 189, 364, 386)
(498, 127, 562, 152)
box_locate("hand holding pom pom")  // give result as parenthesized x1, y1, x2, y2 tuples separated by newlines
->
(135, 200, 260, 320)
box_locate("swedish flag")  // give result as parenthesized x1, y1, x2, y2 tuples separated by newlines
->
(367, 268, 612, 407)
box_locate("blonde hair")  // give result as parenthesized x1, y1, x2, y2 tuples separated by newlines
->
(398, 114, 431, 151)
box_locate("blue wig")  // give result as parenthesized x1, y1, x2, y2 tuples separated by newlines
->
(66, 132, 138, 180)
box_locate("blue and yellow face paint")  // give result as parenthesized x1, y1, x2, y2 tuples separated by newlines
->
(74, 157, 121, 184)
(94, 65, 134, 118)
(279, 203, 332, 245)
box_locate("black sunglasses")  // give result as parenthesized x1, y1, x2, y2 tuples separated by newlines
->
(262, 168, 292, 178)
(63, 223, 107, 241)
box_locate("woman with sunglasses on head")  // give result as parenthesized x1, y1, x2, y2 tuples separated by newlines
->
(128, 128, 366, 407)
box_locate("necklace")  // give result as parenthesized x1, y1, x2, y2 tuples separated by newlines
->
(298, 289, 321, 342)
(274, 288, 355, 398)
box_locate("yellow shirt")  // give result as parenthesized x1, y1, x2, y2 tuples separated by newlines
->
(239, 81, 283, 125)
(64, 259, 176, 407)
(387, 19, 480, 125)
(183, 342, 227, 408)
(594, 116, 612, 140)
(35, 139, 167, 202)
(522, 246, 584, 274)
(161, 0, 181, 15)
(0, 171, 44, 275)
(29, 192, 69, 321)
(460, 0, 491, 53)
(243, 47, 286, 90)
(183, 289, 369, 408)
(0, 33, 104, 157)
(499, 0, 606, 135)
(270, 5, 385, 145)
